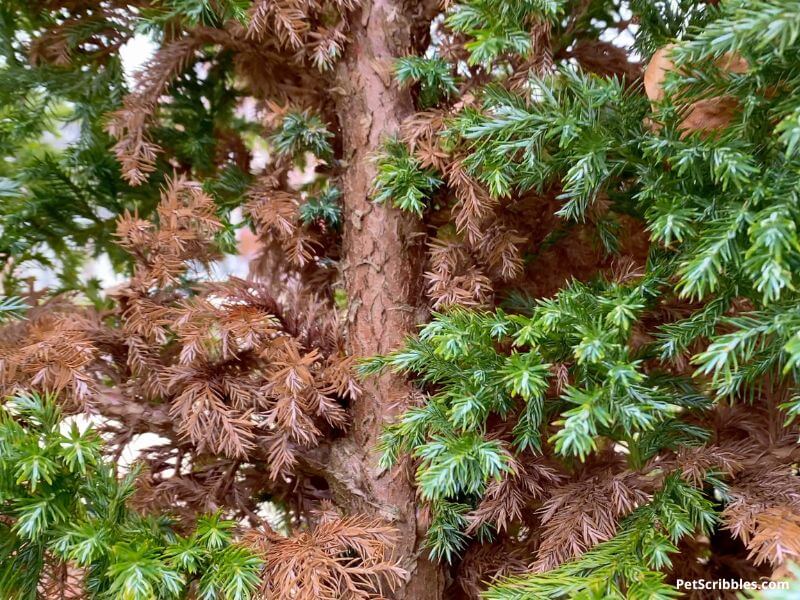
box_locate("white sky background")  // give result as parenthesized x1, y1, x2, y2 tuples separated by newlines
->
(120, 34, 157, 85)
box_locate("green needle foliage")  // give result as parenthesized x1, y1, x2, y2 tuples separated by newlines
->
(0, 393, 262, 600)
(373, 138, 442, 216)
(364, 274, 712, 559)
(147, 0, 251, 27)
(269, 110, 334, 165)
(4, 0, 800, 598)
(484, 476, 716, 600)
(0, 296, 27, 322)
(454, 71, 649, 219)
(298, 184, 343, 229)
(0, 1, 255, 292)
(446, 0, 565, 66)
(363, 0, 800, 595)
(395, 56, 459, 108)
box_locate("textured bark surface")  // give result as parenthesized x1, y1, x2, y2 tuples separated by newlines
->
(331, 1, 446, 598)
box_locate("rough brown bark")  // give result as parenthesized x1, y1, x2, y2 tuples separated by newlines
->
(329, 1, 446, 598)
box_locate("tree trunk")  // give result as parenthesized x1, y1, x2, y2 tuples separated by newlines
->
(331, 1, 446, 598)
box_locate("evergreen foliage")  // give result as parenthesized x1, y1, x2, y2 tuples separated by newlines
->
(373, 138, 443, 216)
(0, 0, 253, 291)
(2, 0, 800, 598)
(269, 110, 334, 165)
(395, 56, 458, 109)
(365, 0, 800, 595)
(298, 184, 343, 229)
(483, 476, 716, 599)
(0, 296, 27, 322)
(0, 393, 262, 600)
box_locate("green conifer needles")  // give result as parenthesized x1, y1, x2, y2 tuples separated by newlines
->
(0, 394, 262, 600)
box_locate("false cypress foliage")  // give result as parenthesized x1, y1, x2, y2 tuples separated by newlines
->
(0, 1, 348, 295)
(0, 393, 262, 600)
(3, 0, 800, 598)
(367, 0, 800, 597)
(0, 1, 403, 598)
(0, 1, 256, 292)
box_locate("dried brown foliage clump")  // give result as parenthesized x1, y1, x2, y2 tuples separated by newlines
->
(246, 506, 405, 600)
(0, 176, 358, 523)
(106, 0, 359, 186)
(246, 180, 323, 268)
(532, 471, 652, 571)
(9, 1, 800, 599)
(466, 456, 562, 535)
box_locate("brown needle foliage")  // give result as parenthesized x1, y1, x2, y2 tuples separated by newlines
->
(246, 507, 406, 600)
(7, 1, 800, 599)
(0, 174, 357, 526)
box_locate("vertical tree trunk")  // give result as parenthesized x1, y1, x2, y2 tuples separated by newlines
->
(331, 1, 446, 598)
